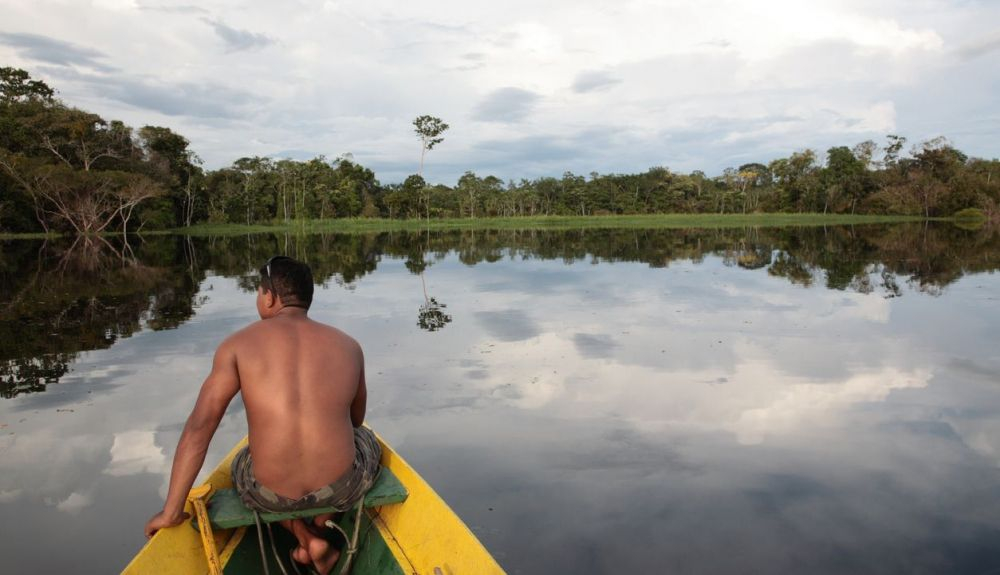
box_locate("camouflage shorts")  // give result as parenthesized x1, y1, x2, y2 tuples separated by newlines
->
(231, 426, 382, 513)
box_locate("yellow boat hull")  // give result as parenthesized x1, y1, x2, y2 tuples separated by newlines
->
(122, 432, 504, 574)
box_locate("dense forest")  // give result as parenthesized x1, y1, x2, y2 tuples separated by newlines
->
(1, 67, 998, 235)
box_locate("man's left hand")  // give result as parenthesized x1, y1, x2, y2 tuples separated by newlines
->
(144, 509, 191, 539)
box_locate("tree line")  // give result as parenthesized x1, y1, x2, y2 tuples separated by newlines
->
(1, 67, 997, 235)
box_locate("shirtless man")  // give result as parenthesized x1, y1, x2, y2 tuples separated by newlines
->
(144, 256, 379, 574)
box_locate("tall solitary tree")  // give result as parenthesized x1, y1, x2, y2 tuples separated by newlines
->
(413, 115, 449, 177)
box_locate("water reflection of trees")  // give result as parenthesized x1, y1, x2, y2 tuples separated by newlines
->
(2, 223, 998, 396)
(406, 229, 452, 333)
(0, 236, 204, 397)
(209, 225, 994, 299)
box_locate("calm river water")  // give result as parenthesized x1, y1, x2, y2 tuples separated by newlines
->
(2, 224, 1000, 574)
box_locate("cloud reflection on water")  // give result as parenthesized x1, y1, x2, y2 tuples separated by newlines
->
(354, 251, 1000, 572)
(1, 227, 999, 573)
(104, 430, 169, 477)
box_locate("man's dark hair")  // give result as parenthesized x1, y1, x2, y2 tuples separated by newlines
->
(259, 256, 314, 309)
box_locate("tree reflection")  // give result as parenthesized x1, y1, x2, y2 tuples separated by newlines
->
(0, 236, 203, 397)
(1, 222, 998, 396)
(418, 296, 451, 332)
(404, 233, 452, 332)
(0, 354, 72, 398)
(181, 225, 999, 301)
(768, 252, 815, 287)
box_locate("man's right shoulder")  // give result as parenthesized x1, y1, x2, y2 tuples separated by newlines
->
(220, 320, 267, 351)
(319, 322, 363, 356)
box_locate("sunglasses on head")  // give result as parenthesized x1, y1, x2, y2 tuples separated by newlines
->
(262, 255, 292, 285)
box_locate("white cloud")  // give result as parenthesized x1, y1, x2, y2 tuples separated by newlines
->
(955, 29, 1000, 61)
(92, 0, 137, 10)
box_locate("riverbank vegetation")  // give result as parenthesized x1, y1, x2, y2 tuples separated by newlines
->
(2, 67, 998, 236)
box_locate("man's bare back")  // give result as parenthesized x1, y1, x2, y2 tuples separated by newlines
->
(146, 256, 369, 574)
(229, 310, 365, 498)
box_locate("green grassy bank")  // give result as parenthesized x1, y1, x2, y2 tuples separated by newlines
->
(172, 213, 932, 236)
(0, 231, 61, 240)
(0, 213, 939, 240)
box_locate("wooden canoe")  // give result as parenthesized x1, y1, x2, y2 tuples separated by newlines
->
(122, 432, 505, 574)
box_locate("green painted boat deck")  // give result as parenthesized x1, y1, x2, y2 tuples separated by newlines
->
(222, 508, 407, 575)
(215, 467, 409, 574)
(206, 467, 408, 529)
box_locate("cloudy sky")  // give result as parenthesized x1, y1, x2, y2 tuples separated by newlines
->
(1, 0, 998, 184)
